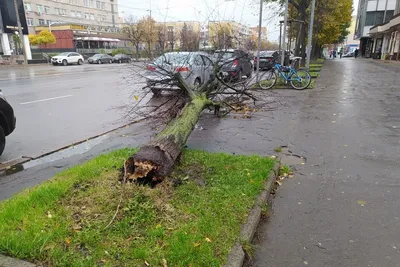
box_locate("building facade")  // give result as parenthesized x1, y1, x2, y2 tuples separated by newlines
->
(23, 0, 119, 33)
(355, 0, 398, 57)
(368, 1, 400, 60)
(208, 21, 250, 49)
(0, 0, 31, 58)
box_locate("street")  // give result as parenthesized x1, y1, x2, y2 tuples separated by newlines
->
(0, 63, 144, 162)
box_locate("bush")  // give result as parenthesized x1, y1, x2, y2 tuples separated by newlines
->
(112, 48, 130, 56)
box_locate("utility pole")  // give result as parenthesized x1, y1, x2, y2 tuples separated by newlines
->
(281, 0, 289, 66)
(306, 0, 316, 69)
(255, 0, 263, 82)
(13, 0, 27, 66)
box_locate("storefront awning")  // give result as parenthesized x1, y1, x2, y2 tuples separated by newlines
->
(74, 36, 120, 42)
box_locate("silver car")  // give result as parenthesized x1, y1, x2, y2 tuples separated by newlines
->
(145, 52, 214, 95)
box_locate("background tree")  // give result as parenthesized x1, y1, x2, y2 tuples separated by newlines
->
(180, 23, 200, 51)
(210, 23, 234, 49)
(156, 24, 167, 53)
(266, 0, 352, 60)
(12, 33, 22, 55)
(140, 16, 158, 57)
(122, 16, 145, 60)
(28, 30, 56, 48)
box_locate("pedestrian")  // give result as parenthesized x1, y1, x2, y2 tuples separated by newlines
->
(333, 50, 337, 58)
(354, 49, 359, 58)
(329, 50, 332, 59)
(339, 50, 343, 59)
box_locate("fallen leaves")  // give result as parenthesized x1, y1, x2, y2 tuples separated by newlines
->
(205, 237, 212, 243)
(134, 95, 139, 101)
(357, 200, 366, 206)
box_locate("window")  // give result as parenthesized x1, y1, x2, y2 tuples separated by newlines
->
(85, 13, 89, 19)
(69, 0, 76, 4)
(90, 13, 95, 20)
(26, 18, 33, 26)
(44, 6, 50, 14)
(89, 0, 94, 7)
(96, 1, 100, 8)
(61, 9, 67, 15)
(36, 4, 42, 13)
(24, 3, 31, 11)
(71, 10, 76, 17)
(83, 0, 89, 7)
(77, 11, 82, 18)
(54, 8, 60, 15)
(46, 20, 52, 25)
(365, 11, 385, 26)
(38, 19, 46, 26)
(101, 2, 105, 9)
(385, 10, 394, 22)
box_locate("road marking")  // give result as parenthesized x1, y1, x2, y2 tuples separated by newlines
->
(20, 95, 73, 105)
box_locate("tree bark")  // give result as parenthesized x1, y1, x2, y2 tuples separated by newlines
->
(124, 95, 212, 181)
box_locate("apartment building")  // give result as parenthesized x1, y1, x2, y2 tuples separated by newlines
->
(23, 0, 119, 33)
(208, 21, 250, 49)
(355, 0, 398, 57)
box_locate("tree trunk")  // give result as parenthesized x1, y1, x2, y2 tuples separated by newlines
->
(135, 45, 139, 61)
(124, 95, 212, 182)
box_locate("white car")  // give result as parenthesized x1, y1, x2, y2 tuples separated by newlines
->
(51, 52, 84, 66)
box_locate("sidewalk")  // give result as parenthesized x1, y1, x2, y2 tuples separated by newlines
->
(251, 58, 400, 266)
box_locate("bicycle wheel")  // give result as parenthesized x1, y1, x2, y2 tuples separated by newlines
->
(258, 70, 277, 90)
(289, 68, 311, 90)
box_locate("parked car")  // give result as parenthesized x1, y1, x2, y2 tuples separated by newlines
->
(213, 49, 253, 81)
(343, 51, 355, 58)
(0, 90, 16, 156)
(88, 54, 113, 64)
(253, 51, 279, 70)
(51, 52, 84, 66)
(112, 54, 131, 63)
(144, 52, 214, 96)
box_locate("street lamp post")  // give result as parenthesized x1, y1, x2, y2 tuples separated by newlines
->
(49, 21, 62, 32)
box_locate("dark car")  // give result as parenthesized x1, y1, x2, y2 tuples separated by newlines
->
(214, 49, 253, 81)
(0, 90, 16, 156)
(112, 54, 131, 63)
(88, 54, 113, 64)
(253, 51, 279, 70)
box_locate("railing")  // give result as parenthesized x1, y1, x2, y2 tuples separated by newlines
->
(76, 48, 115, 54)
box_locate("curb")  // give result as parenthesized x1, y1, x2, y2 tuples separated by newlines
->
(0, 254, 37, 267)
(224, 161, 280, 267)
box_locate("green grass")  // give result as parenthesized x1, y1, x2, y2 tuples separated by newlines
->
(0, 149, 274, 267)
(274, 147, 282, 153)
(279, 165, 291, 176)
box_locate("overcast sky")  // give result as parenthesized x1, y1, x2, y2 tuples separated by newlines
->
(118, 0, 359, 42)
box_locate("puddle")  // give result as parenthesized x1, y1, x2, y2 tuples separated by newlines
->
(2, 134, 108, 176)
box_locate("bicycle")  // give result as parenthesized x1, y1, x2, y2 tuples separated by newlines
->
(258, 59, 311, 90)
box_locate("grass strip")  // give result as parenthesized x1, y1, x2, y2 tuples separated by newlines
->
(0, 149, 274, 267)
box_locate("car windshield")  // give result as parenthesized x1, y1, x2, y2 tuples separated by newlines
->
(214, 52, 234, 60)
(115, 54, 123, 57)
(154, 53, 191, 66)
(92, 54, 103, 58)
(57, 52, 70, 57)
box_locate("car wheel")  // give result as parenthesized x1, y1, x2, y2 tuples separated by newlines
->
(194, 78, 201, 88)
(151, 88, 161, 97)
(109, 59, 112, 64)
(78, 59, 83, 65)
(119, 59, 122, 63)
(52, 63, 57, 66)
(0, 126, 5, 156)
(62, 59, 68, 66)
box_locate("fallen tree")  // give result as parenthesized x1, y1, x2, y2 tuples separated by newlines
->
(122, 48, 266, 184)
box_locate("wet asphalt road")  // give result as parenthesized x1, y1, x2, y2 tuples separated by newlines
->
(252, 59, 400, 266)
(0, 63, 144, 162)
